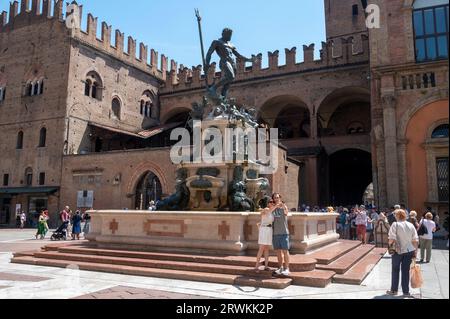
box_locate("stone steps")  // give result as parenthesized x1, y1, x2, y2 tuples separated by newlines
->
(10, 240, 387, 290)
(54, 246, 317, 272)
(332, 248, 387, 285)
(290, 270, 336, 288)
(11, 256, 292, 289)
(307, 240, 362, 265)
(32, 251, 274, 279)
(12, 251, 37, 258)
(316, 244, 375, 274)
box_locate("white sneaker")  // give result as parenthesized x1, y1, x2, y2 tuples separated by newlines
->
(274, 268, 283, 275)
(281, 269, 291, 276)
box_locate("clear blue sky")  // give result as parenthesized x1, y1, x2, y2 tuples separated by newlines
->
(1, 0, 326, 68)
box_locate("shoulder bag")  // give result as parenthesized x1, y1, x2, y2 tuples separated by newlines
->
(418, 220, 428, 236)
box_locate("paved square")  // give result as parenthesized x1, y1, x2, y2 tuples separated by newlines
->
(73, 286, 216, 299)
(0, 230, 448, 299)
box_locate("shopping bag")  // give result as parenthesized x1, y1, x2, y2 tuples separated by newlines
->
(410, 260, 423, 289)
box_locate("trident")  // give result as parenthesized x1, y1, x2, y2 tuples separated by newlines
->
(195, 9, 211, 88)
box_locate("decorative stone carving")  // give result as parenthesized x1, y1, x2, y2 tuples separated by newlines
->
(381, 94, 396, 109)
(186, 175, 225, 210)
(373, 124, 384, 141)
(228, 166, 255, 212)
(246, 177, 270, 210)
(196, 167, 220, 178)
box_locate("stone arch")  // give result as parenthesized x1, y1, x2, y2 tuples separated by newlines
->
(317, 87, 370, 137)
(126, 162, 170, 198)
(140, 90, 155, 118)
(398, 90, 449, 139)
(327, 145, 372, 156)
(111, 96, 122, 120)
(259, 95, 309, 128)
(134, 171, 163, 210)
(274, 105, 311, 139)
(403, 98, 449, 211)
(161, 107, 192, 125)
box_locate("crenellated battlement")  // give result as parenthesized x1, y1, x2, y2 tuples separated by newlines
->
(161, 32, 369, 93)
(0, 0, 173, 81)
(0, 0, 369, 90)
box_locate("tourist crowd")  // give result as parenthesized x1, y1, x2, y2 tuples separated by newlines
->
(22, 206, 92, 241)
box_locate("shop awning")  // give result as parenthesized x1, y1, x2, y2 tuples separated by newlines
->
(0, 187, 60, 195)
(89, 122, 184, 139)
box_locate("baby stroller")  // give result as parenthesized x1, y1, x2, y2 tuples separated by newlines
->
(51, 221, 69, 241)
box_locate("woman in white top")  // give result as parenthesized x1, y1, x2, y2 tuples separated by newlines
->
(255, 200, 276, 271)
(386, 209, 419, 297)
(418, 212, 437, 263)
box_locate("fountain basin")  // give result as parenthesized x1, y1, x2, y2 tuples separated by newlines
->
(86, 210, 339, 255)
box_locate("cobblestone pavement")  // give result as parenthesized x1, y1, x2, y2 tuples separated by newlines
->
(0, 229, 448, 299)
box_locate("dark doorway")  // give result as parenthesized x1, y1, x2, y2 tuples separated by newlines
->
(329, 149, 372, 206)
(0, 198, 11, 225)
(135, 172, 163, 210)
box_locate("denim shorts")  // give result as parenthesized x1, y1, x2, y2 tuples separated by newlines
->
(273, 234, 290, 251)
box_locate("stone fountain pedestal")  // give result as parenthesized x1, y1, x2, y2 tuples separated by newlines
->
(86, 210, 339, 255)
(179, 116, 271, 212)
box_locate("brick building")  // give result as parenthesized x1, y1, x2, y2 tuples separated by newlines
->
(0, 0, 448, 227)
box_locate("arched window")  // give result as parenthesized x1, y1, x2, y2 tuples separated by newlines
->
(432, 124, 449, 138)
(85, 71, 103, 100)
(140, 91, 154, 118)
(39, 127, 47, 147)
(26, 79, 44, 97)
(111, 98, 121, 120)
(25, 167, 33, 186)
(16, 131, 24, 149)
